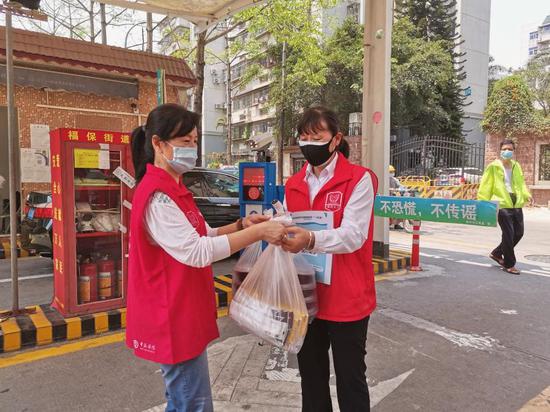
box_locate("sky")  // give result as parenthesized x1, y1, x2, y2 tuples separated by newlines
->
(490, 0, 550, 70)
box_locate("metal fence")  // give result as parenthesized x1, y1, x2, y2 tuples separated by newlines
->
(390, 136, 486, 184)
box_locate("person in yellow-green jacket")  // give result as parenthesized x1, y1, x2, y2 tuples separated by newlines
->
(478, 139, 532, 275)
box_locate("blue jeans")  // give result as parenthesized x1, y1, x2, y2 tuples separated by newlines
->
(160, 350, 213, 412)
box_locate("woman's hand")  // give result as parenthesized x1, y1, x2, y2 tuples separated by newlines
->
(257, 221, 287, 245)
(281, 226, 311, 253)
(242, 214, 270, 229)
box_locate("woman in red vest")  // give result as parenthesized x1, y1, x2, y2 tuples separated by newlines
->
(127, 104, 286, 412)
(282, 107, 378, 412)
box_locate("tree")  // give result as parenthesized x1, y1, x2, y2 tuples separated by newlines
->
(15, 0, 135, 45)
(481, 75, 540, 138)
(521, 52, 550, 117)
(391, 18, 455, 135)
(488, 55, 512, 97)
(320, 17, 364, 135)
(241, 1, 336, 152)
(163, 9, 266, 166)
(395, 0, 467, 139)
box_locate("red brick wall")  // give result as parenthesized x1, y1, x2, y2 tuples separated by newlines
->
(0, 80, 182, 196)
(485, 134, 550, 206)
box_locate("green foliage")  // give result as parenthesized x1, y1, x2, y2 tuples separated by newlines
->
(520, 52, 550, 117)
(395, 0, 466, 138)
(235, 0, 337, 142)
(320, 18, 364, 134)
(481, 75, 542, 137)
(206, 152, 228, 168)
(395, 0, 459, 48)
(391, 18, 455, 135)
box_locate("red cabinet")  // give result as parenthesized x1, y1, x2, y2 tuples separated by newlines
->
(50, 128, 134, 316)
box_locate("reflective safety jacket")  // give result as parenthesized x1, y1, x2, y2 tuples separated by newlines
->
(477, 159, 531, 209)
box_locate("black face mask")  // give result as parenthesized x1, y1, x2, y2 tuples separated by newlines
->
(299, 137, 335, 167)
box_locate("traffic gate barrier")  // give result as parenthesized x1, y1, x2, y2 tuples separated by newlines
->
(421, 184, 480, 200)
(398, 176, 431, 189)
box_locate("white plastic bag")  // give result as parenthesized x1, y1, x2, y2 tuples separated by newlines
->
(230, 244, 309, 353)
(293, 254, 318, 323)
(233, 240, 262, 295)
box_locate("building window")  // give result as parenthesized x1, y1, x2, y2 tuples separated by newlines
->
(530, 31, 539, 40)
(538, 144, 550, 183)
(529, 47, 538, 56)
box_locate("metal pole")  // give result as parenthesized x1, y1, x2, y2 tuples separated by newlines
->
(277, 41, 286, 185)
(6, 9, 20, 312)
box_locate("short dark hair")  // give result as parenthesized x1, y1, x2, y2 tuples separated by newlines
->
(297, 106, 340, 137)
(500, 139, 516, 150)
(131, 104, 200, 182)
(297, 106, 348, 155)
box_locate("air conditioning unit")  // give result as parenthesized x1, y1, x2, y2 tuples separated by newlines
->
(215, 103, 226, 110)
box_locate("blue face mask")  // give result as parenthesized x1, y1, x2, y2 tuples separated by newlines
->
(500, 150, 513, 160)
(163, 143, 197, 174)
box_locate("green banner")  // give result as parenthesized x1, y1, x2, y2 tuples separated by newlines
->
(156, 69, 165, 105)
(374, 196, 498, 227)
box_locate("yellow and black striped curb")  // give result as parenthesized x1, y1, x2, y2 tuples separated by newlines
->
(0, 240, 37, 259)
(0, 304, 125, 354)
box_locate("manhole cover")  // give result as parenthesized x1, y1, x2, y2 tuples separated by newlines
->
(525, 255, 550, 264)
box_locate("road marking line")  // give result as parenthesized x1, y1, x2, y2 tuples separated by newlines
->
(376, 269, 409, 281)
(0, 332, 125, 368)
(378, 308, 499, 351)
(456, 260, 491, 267)
(522, 270, 550, 278)
(420, 252, 444, 258)
(0, 274, 53, 284)
(530, 269, 550, 275)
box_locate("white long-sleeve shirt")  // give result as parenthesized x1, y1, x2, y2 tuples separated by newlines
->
(285, 153, 374, 254)
(144, 192, 231, 268)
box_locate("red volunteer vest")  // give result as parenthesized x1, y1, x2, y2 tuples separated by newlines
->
(285, 154, 378, 322)
(126, 164, 219, 364)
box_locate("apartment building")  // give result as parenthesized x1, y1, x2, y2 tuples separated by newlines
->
(159, 19, 228, 166)
(228, 27, 276, 161)
(528, 15, 550, 60)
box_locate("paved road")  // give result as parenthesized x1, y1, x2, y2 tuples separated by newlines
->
(1, 208, 549, 411)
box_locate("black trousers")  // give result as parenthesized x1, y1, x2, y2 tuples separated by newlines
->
(492, 207, 524, 268)
(297, 316, 370, 412)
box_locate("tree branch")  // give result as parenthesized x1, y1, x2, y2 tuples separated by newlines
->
(205, 4, 268, 45)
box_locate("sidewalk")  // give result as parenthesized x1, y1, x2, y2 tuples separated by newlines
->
(145, 332, 408, 412)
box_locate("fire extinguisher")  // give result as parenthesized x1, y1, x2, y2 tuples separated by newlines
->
(97, 254, 115, 300)
(79, 258, 98, 304)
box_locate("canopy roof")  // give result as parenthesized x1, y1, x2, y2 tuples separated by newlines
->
(97, 0, 266, 31)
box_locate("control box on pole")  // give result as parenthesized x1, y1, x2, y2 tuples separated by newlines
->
(238, 162, 283, 217)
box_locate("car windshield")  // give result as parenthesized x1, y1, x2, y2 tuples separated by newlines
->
(204, 172, 239, 198)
